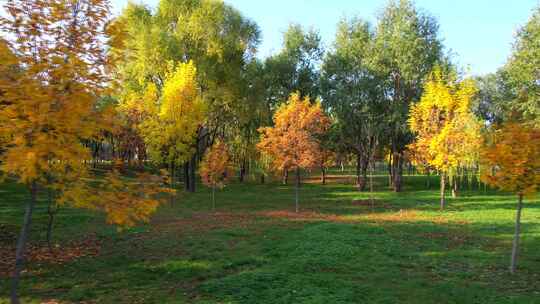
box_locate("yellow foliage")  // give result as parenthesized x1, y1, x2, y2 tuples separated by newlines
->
(408, 68, 482, 176)
(138, 61, 207, 164)
(61, 169, 173, 228)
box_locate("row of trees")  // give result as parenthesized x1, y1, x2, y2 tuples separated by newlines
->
(1, 0, 539, 301)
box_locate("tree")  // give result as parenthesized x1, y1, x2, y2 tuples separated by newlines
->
(321, 17, 384, 191)
(481, 123, 540, 273)
(408, 68, 482, 209)
(504, 5, 540, 127)
(199, 141, 233, 210)
(0, 1, 168, 302)
(258, 93, 330, 212)
(137, 61, 207, 199)
(263, 24, 323, 107)
(111, 0, 260, 192)
(372, 0, 444, 192)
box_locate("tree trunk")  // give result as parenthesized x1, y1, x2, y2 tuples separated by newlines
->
(369, 159, 375, 211)
(510, 194, 524, 274)
(426, 170, 431, 189)
(170, 162, 175, 205)
(188, 155, 196, 193)
(183, 162, 190, 191)
(356, 154, 368, 191)
(282, 169, 288, 185)
(46, 188, 57, 254)
(392, 153, 403, 192)
(451, 177, 458, 198)
(295, 167, 300, 213)
(321, 167, 326, 185)
(11, 182, 37, 304)
(388, 159, 393, 188)
(440, 173, 446, 210)
(239, 158, 246, 183)
(260, 174, 265, 184)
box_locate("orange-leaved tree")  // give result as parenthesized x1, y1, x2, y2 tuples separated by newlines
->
(481, 123, 540, 274)
(258, 93, 330, 212)
(408, 68, 482, 209)
(199, 141, 233, 211)
(0, 1, 169, 302)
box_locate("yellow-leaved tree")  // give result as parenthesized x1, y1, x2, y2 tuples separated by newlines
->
(481, 123, 540, 274)
(0, 1, 170, 302)
(136, 61, 207, 200)
(258, 93, 330, 212)
(199, 141, 233, 210)
(409, 68, 482, 209)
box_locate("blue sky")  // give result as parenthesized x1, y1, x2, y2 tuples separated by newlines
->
(111, 0, 538, 75)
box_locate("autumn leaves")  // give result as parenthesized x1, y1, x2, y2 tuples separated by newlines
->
(258, 93, 330, 212)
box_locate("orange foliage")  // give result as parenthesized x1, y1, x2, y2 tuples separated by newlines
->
(199, 141, 233, 189)
(481, 123, 540, 196)
(257, 93, 330, 173)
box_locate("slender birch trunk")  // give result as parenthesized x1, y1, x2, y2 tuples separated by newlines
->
(510, 194, 524, 274)
(295, 167, 300, 213)
(11, 182, 37, 304)
(440, 173, 446, 210)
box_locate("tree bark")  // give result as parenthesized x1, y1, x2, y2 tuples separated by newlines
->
(356, 154, 368, 191)
(260, 174, 265, 184)
(451, 177, 458, 198)
(440, 173, 446, 210)
(321, 167, 326, 185)
(183, 162, 190, 191)
(170, 162, 175, 205)
(392, 153, 403, 192)
(388, 157, 393, 188)
(46, 188, 57, 253)
(510, 194, 524, 274)
(295, 167, 300, 213)
(188, 154, 196, 193)
(239, 158, 246, 183)
(11, 182, 37, 304)
(282, 169, 289, 185)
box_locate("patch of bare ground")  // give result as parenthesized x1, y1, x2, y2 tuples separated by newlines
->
(365, 209, 469, 225)
(258, 210, 355, 223)
(0, 235, 101, 278)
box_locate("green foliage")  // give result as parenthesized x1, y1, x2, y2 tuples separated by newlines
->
(504, 5, 540, 127)
(262, 24, 324, 107)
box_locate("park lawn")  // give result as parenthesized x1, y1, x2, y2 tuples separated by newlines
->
(1, 172, 540, 304)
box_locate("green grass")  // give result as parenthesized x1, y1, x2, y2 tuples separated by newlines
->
(1, 171, 540, 303)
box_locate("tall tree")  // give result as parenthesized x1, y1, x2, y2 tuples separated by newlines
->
(263, 24, 323, 107)
(372, 0, 444, 192)
(258, 93, 330, 212)
(111, 0, 260, 191)
(137, 61, 207, 198)
(0, 1, 169, 302)
(408, 68, 481, 209)
(321, 17, 384, 191)
(504, 5, 540, 127)
(481, 123, 540, 273)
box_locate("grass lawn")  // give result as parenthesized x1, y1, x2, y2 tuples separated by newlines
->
(1, 171, 539, 303)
